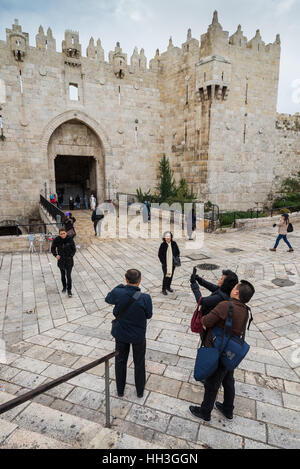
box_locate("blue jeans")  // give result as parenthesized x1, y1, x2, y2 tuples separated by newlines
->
(274, 235, 292, 249)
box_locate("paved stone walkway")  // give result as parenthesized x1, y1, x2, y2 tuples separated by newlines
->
(0, 224, 300, 449)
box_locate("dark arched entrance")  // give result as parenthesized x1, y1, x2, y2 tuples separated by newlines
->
(48, 119, 105, 205)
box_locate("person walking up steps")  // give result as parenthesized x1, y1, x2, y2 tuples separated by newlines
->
(270, 214, 294, 253)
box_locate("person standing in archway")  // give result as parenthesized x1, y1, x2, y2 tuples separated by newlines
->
(69, 195, 75, 211)
(90, 194, 96, 211)
(75, 194, 81, 210)
(84, 194, 89, 210)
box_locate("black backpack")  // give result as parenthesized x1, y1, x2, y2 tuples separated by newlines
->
(287, 223, 294, 233)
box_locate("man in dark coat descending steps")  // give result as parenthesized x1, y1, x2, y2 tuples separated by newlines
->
(51, 228, 76, 298)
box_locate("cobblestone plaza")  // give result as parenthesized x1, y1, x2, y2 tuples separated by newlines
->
(0, 223, 300, 449)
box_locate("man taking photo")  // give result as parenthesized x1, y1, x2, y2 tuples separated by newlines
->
(190, 280, 255, 422)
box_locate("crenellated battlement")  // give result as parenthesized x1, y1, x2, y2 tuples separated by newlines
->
(276, 113, 300, 132)
(0, 12, 296, 215)
(0, 12, 281, 74)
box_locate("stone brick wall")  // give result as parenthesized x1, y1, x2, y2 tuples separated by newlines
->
(0, 14, 299, 222)
(274, 114, 300, 190)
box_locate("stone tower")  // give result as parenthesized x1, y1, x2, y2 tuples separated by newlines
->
(0, 14, 299, 227)
(156, 11, 282, 208)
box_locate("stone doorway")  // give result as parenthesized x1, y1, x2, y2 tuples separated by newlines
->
(48, 119, 105, 205)
(55, 155, 97, 209)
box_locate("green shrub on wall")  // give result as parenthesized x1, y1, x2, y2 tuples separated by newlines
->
(137, 154, 195, 207)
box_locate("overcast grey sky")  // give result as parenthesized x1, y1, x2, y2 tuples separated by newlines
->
(0, 0, 299, 113)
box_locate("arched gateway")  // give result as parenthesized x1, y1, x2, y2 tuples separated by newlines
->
(43, 110, 113, 205)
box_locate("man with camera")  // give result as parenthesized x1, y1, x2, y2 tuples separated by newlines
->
(105, 269, 152, 399)
(190, 280, 255, 422)
(190, 268, 239, 318)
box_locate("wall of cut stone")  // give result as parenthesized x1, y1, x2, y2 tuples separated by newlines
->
(274, 114, 300, 191)
(0, 22, 163, 224)
(0, 15, 299, 223)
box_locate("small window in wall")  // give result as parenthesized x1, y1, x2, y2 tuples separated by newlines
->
(69, 83, 79, 101)
(0, 115, 3, 129)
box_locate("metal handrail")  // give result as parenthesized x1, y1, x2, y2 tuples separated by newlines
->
(0, 351, 118, 428)
(40, 194, 65, 222)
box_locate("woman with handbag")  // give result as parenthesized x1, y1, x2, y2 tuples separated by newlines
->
(270, 213, 294, 252)
(64, 212, 76, 239)
(158, 231, 180, 296)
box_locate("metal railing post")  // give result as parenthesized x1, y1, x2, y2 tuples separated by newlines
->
(105, 359, 111, 428)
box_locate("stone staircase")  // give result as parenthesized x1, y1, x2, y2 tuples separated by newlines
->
(0, 390, 165, 449)
(71, 210, 96, 247)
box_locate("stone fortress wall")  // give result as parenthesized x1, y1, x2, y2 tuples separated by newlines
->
(0, 12, 299, 227)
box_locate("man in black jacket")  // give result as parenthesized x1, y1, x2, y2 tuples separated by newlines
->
(190, 269, 239, 317)
(91, 207, 104, 236)
(105, 269, 152, 398)
(51, 228, 76, 297)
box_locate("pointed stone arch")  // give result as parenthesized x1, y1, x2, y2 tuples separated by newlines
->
(42, 110, 113, 203)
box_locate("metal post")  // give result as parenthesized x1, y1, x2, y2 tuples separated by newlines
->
(105, 360, 111, 428)
(233, 212, 236, 228)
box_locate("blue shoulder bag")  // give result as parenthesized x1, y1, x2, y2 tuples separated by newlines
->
(212, 302, 253, 371)
(194, 302, 252, 381)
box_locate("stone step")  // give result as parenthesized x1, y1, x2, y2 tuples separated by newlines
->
(0, 418, 73, 449)
(88, 427, 166, 450)
(0, 390, 101, 448)
(0, 390, 164, 449)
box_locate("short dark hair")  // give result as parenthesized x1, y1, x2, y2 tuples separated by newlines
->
(59, 228, 67, 234)
(237, 280, 255, 304)
(125, 269, 141, 284)
(221, 270, 239, 295)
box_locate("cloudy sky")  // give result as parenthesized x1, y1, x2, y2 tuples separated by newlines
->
(0, 0, 299, 113)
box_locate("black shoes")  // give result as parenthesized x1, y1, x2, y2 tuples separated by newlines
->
(137, 392, 144, 399)
(215, 402, 233, 420)
(62, 288, 66, 293)
(162, 290, 168, 296)
(189, 406, 211, 422)
(167, 288, 174, 293)
(68, 291, 72, 298)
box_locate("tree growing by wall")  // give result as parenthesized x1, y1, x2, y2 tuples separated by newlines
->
(136, 154, 195, 205)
